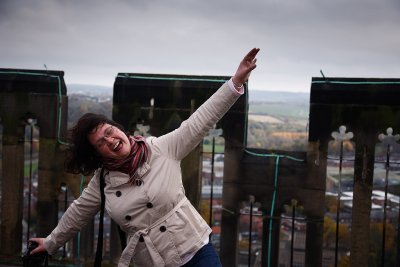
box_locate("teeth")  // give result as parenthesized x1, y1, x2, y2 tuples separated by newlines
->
(113, 141, 119, 150)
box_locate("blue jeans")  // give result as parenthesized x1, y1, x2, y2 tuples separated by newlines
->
(182, 243, 222, 267)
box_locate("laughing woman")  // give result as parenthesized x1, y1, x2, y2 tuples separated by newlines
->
(30, 48, 260, 267)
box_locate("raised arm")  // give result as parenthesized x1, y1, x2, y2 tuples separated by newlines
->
(153, 48, 260, 160)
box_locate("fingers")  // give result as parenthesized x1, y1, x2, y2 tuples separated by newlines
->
(247, 48, 260, 57)
(31, 247, 41, 254)
(244, 48, 260, 61)
(248, 58, 257, 71)
(29, 237, 41, 245)
(28, 238, 46, 254)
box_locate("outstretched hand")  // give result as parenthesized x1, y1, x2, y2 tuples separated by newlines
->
(232, 48, 260, 86)
(28, 237, 47, 254)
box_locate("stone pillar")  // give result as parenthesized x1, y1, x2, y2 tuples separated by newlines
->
(305, 216, 324, 267)
(219, 140, 244, 266)
(36, 138, 65, 236)
(304, 141, 326, 267)
(181, 146, 202, 208)
(220, 184, 240, 266)
(350, 136, 375, 267)
(0, 132, 25, 256)
(0, 69, 68, 262)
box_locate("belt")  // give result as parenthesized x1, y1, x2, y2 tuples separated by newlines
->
(118, 197, 188, 267)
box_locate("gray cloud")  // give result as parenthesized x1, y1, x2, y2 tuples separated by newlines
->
(1, 0, 399, 92)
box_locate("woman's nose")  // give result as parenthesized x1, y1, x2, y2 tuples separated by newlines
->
(103, 136, 114, 143)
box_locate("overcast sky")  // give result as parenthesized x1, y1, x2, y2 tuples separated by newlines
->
(1, 0, 399, 92)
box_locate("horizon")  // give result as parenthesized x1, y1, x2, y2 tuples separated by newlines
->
(67, 82, 312, 95)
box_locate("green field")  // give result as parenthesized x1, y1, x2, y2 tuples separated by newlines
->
(249, 102, 309, 120)
(202, 144, 225, 153)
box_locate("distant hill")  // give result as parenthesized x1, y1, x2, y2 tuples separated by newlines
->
(65, 84, 310, 124)
(248, 90, 310, 120)
(66, 84, 310, 104)
(248, 90, 309, 104)
(67, 83, 112, 96)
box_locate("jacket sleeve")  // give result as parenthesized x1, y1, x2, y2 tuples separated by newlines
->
(152, 81, 242, 160)
(44, 171, 101, 255)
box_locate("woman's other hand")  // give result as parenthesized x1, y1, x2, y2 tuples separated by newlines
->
(232, 48, 260, 87)
(28, 237, 47, 254)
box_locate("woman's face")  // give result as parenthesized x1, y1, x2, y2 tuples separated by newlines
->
(87, 123, 131, 160)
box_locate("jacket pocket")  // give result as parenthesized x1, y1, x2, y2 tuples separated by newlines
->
(163, 204, 210, 257)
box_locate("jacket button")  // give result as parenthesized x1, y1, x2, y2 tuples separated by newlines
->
(146, 202, 153, 208)
(139, 235, 144, 242)
(125, 215, 131, 220)
(135, 179, 143, 186)
(160, 226, 166, 232)
(116, 191, 122, 197)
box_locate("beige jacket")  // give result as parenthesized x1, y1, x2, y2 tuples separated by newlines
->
(44, 81, 242, 266)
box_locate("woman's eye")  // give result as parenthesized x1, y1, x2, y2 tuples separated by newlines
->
(105, 127, 113, 137)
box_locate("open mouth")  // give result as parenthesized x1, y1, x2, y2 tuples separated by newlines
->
(113, 141, 122, 151)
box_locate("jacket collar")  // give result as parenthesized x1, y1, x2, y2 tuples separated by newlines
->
(106, 161, 151, 187)
(104, 136, 153, 187)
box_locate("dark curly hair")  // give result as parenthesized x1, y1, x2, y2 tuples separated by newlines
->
(65, 113, 127, 175)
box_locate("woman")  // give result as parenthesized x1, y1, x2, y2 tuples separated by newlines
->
(30, 48, 260, 266)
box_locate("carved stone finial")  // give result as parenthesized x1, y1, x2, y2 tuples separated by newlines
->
(331, 125, 353, 141)
(378, 127, 400, 147)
